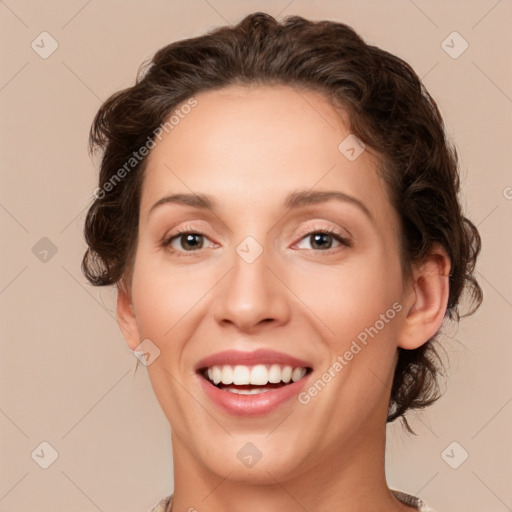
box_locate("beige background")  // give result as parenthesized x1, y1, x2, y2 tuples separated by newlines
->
(1, 1, 511, 511)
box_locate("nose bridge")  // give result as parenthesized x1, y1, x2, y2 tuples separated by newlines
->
(213, 233, 290, 330)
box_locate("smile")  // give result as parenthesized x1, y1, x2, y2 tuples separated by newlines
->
(203, 364, 309, 394)
(195, 350, 313, 415)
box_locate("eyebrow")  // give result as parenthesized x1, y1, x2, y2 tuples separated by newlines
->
(148, 190, 372, 220)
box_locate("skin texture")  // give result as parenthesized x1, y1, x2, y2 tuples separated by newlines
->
(117, 84, 450, 512)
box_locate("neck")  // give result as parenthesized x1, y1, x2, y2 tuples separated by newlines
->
(169, 421, 409, 512)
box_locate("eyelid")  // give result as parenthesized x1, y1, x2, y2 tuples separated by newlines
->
(291, 224, 352, 252)
(292, 221, 352, 244)
(162, 221, 352, 255)
(161, 224, 218, 248)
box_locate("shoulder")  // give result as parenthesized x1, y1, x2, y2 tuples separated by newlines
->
(149, 494, 173, 512)
(391, 489, 436, 512)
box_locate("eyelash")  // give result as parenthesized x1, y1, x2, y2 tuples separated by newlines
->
(162, 224, 352, 258)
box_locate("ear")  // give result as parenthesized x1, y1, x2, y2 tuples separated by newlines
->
(116, 280, 141, 351)
(397, 243, 451, 350)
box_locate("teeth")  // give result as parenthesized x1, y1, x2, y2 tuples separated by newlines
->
(292, 367, 307, 382)
(212, 366, 221, 385)
(221, 365, 233, 385)
(268, 364, 282, 383)
(224, 387, 273, 395)
(205, 364, 308, 386)
(233, 365, 250, 385)
(282, 366, 293, 383)
(250, 365, 269, 385)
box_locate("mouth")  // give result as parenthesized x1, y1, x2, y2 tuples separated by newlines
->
(195, 349, 313, 417)
(199, 364, 312, 394)
(195, 350, 313, 416)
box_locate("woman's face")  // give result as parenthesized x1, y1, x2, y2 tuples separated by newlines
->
(122, 84, 413, 482)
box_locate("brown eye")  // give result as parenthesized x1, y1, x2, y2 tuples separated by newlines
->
(295, 229, 351, 252)
(180, 233, 203, 250)
(164, 232, 211, 252)
(309, 233, 335, 250)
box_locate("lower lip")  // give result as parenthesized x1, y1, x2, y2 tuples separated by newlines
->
(198, 374, 310, 416)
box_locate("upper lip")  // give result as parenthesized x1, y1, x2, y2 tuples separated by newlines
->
(195, 349, 313, 371)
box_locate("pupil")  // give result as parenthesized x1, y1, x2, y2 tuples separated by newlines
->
(312, 233, 332, 249)
(183, 234, 202, 249)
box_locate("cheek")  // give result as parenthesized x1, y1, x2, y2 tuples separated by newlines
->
(130, 253, 216, 350)
(291, 256, 403, 346)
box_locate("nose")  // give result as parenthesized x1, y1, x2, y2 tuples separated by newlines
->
(212, 243, 291, 334)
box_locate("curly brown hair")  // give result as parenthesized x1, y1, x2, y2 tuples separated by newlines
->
(82, 12, 482, 429)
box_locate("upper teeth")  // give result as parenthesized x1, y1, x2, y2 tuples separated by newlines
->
(206, 365, 307, 386)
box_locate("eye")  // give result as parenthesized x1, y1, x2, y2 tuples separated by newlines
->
(294, 228, 351, 252)
(162, 226, 351, 256)
(163, 230, 216, 254)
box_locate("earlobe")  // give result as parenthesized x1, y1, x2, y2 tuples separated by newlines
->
(397, 243, 451, 350)
(116, 281, 141, 351)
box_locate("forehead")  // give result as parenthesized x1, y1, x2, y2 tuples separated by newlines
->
(140, 84, 391, 221)
(148, 83, 351, 163)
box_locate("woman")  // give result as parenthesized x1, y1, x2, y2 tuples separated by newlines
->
(82, 12, 482, 512)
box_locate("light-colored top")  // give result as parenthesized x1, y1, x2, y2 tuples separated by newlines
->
(149, 490, 435, 511)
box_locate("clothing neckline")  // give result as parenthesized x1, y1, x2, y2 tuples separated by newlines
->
(150, 489, 434, 512)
